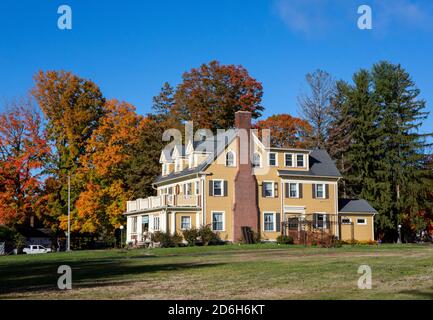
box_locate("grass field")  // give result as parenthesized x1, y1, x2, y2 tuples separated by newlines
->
(1, 243, 433, 300)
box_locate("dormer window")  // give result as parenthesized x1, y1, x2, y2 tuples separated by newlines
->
(268, 152, 277, 166)
(252, 152, 261, 168)
(175, 159, 183, 172)
(285, 153, 293, 167)
(226, 151, 235, 167)
(296, 154, 305, 167)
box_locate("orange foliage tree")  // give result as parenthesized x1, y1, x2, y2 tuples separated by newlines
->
(173, 60, 264, 130)
(0, 101, 50, 226)
(254, 114, 311, 148)
(74, 100, 144, 235)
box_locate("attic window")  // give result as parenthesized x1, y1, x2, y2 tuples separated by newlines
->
(226, 151, 235, 167)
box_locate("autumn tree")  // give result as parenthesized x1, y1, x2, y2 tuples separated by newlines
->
(75, 100, 143, 236)
(126, 83, 183, 198)
(0, 100, 50, 226)
(173, 60, 264, 130)
(298, 69, 335, 149)
(254, 114, 311, 148)
(31, 70, 106, 235)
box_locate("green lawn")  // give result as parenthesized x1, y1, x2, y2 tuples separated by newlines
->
(1, 244, 433, 300)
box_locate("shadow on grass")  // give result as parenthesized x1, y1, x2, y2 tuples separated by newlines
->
(0, 257, 226, 296)
(398, 289, 433, 299)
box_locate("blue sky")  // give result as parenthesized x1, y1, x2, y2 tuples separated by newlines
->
(1, 0, 433, 133)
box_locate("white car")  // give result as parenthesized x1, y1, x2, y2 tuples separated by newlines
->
(23, 245, 52, 254)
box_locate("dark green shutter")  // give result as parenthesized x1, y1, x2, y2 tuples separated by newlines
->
(312, 184, 316, 198)
(299, 183, 303, 198)
(223, 180, 228, 196)
(209, 180, 213, 196)
(285, 183, 289, 198)
(276, 213, 281, 232)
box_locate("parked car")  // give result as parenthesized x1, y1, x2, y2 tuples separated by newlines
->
(23, 245, 52, 254)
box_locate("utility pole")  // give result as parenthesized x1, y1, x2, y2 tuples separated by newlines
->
(67, 174, 71, 251)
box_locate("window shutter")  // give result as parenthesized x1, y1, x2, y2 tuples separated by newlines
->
(325, 214, 329, 229)
(209, 180, 213, 196)
(285, 183, 289, 198)
(299, 183, 303, 198)
(325, 184, 329, 199)
(262, 183, 266, 197)
(274, 183, 278, 198)
(276, 213, 281, 232)
(223, 180, 228, 197)
(175, 184, 180, 195)
(313, 213, 317, 228)
(312, 184, 316, 199)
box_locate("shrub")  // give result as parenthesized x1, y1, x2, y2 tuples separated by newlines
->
(276, 235, 294, 245)
(152, 231, 173, 247)
(198, 225, 220, 246)
(14, 233, 26, 253)
(172, 233, 183, 247)
(182, 228, 199, 246)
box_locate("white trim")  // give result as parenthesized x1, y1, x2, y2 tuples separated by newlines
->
(341, 217, 352, 224)
(252, 152, 262, 168)
(225, 150, 236, 167)
(211, 211, 225, 231)
(356, 218, 367, 225)
(263, 212, 277, 232)
(268, 152, 278, 166)
(180, 215, 192, 230)
(281, 178, 338, 185)
(287, 182, 300, 198)
(262, 180, 276, 198)
(315, 183, 326, 199)
(284, 153, 294, 167)
(211, 179, 225, 197)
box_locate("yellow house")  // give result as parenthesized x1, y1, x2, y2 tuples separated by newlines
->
(124, 111, 376, 244)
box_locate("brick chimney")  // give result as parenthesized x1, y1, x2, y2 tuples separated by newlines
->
(232, 111, 259, 242)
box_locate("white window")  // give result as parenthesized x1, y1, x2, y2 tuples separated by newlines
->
(289, 183, 299, 198)
(212, 180, 224, 196)
(162, 163, 167, 176)
(181, 216, 191, 230)
(226, 151, 235, 167)
(313, 213, 327, 229)
(132, 216, 137, 233)
(285, 153, 293, 167)
(264, 213, 275, 232)
(212, 212, 224, 231)
(253, 152, 261, 168)
(341, 218, 352, 224)
(195, 181, 200, 195)
(315, 184, 325, 198)
(296, 154, 305, 167)
(183, 182, 193, 196)
(268, 152, 277, 166)
(357, 218, 367, 225)
(263, 181, 274, 197)
(154, 216, 160, 231)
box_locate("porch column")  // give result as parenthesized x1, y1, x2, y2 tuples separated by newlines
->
(171, 211, 176, 235)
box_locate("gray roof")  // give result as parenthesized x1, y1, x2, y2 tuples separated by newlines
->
(278, 149, 342, 178)
(339, 199, 377, 213)
(154, 129, 238, 184)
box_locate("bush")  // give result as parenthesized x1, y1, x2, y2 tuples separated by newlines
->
(152, 231, 173, 247)
(172, 233, 183, 247)
(198, 225, 220, 246)
(14, 233, 27, 253)
(152, 231, 183, 247)
(276, 235, 294, 245)
(182, 228, 199, 246)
